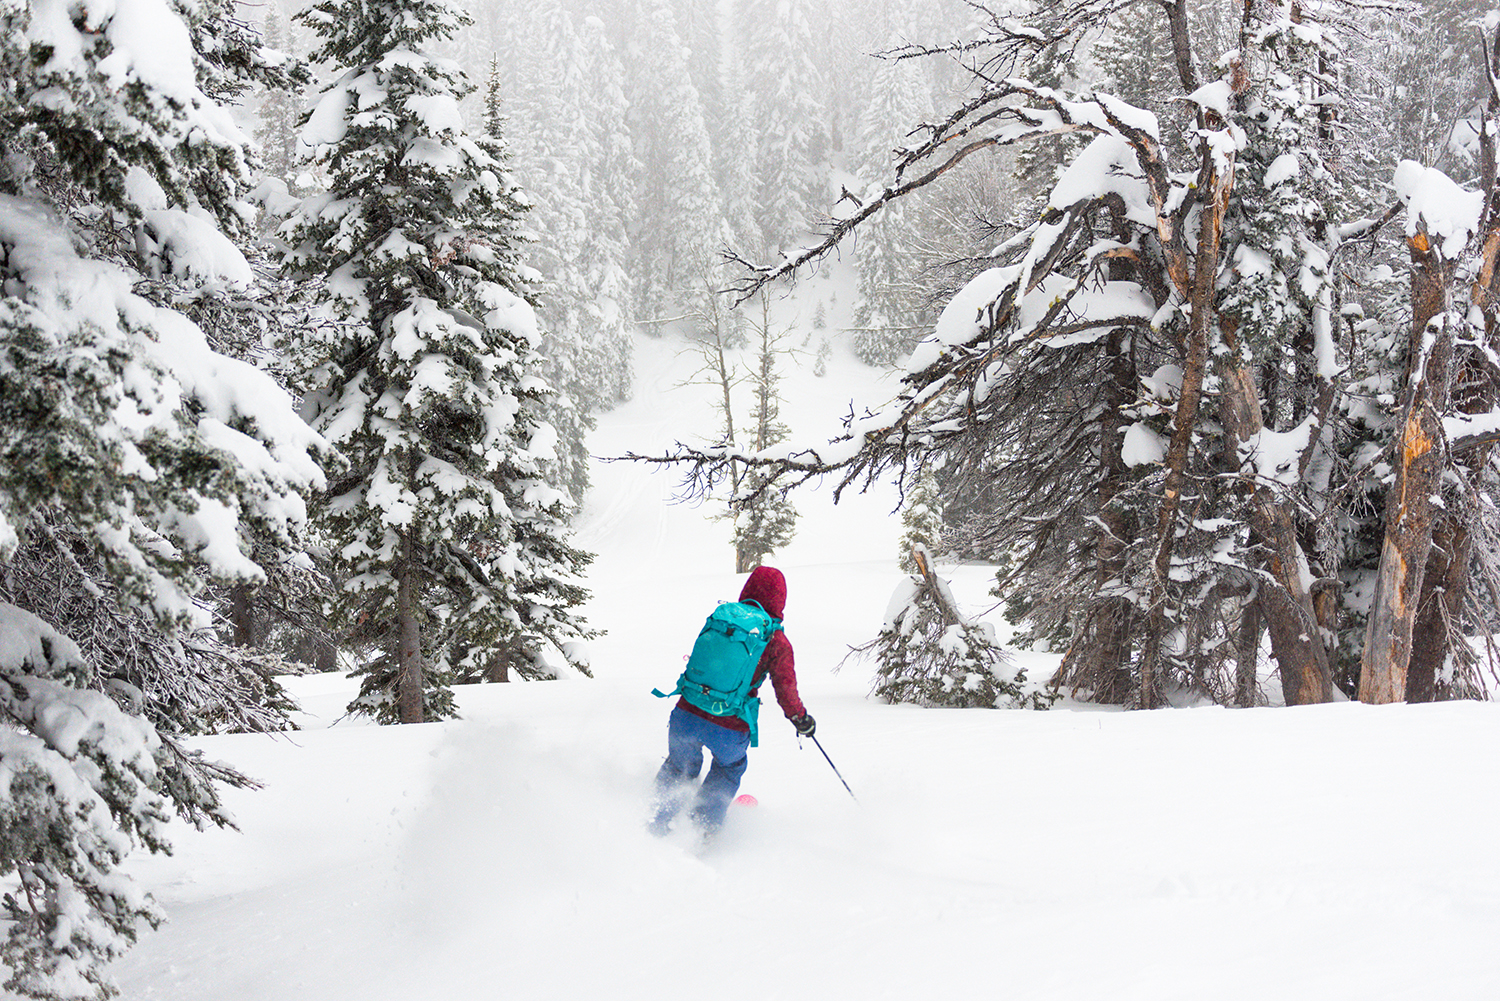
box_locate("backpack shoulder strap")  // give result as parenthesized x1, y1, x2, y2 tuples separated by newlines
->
(739, 598, 782, 633)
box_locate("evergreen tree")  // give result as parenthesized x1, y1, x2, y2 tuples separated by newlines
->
(850, 34, 938, 366)
(284, 0, 595, 722)
(575, 13, 639, 406)
(733, 296, 798, 572)
(1009, 39, 1089, 219)
(483, 56, 507, 141)
(506, 5, 638, 511)
(716, 45, 766, 257)
(898, 468, 944, 572)
(627, 0, 727, 319)
(736, 0, 828, 252)
(852, 545, 1057, 710)
(504, 3, 599, 510)
(1092, 1, 1192, 150)
(0, 0, 328, 991)
(670, 0, 725, 120)
(254, 7, 303, 189)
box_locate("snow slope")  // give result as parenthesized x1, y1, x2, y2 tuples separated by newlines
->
(103, 303, 1500, 1000)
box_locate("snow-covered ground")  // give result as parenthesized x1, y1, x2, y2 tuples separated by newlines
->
(107, 293, 1500, 1000)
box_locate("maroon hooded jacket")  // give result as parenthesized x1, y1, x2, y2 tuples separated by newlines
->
(677, 566, 805, 732)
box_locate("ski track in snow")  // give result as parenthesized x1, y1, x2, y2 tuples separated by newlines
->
(106, 306, 1500, 1000)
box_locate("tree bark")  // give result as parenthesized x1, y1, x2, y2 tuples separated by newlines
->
(228, 583, 258, 648)
(1054, 308, 1139, 702)
(1093, 327, 1138, 703)
(1217, 358, 1333, 704)
(1358, 230, 1457, 704)
(1161, 0, 1198, 92)
(1138, 308, 1208, 708)
(1234, 597, 1262, 707)
(396, 529, 425, 723)
(1405, 518, 1469, 702)
(1138, 128, 1235, 708)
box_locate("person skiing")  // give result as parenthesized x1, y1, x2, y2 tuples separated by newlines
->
(649, 565, 815, 838)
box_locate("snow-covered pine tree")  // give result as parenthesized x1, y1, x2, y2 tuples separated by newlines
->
(284, 0, 595, 722)
(627, 0, 727, 321)
(736, 0, 828, 253)
(575, 12, 639, 406)
(1006, 38, 1088, 221)
(0, 0, 330, 992)
(484, 56, 505, 140)
(1091, 0, 1194, 155)
(254, 7, 303, 191)
(850, 33, 938, 366)
(898, 467, 944, 573)
(500, 4, 599, 511)
(732, 295, 798, 572)
(0, 607, 170, 999)
(670, 0, 725, 128)
(500, 4, 638, 512)
(716, 38, 766, 258)
(851, 545, 1056, 710)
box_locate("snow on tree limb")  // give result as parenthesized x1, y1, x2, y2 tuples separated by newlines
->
(0, 604, 172, 1000)
(725, 80, 1165, 306)
(845, 545, 1057, 710)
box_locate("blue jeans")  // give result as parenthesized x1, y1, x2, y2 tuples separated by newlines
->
(651, 706, 750, 833)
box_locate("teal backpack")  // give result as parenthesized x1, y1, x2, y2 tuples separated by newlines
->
(653, 599, 782, 746)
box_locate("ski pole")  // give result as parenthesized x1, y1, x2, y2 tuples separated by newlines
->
(807, 734, 857, 802)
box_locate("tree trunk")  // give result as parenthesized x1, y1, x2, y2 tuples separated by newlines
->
(1162, 0, 1198, 92)
(1057, 325, 1137, 703)
(1358, 230, 1457, 704)
(1217, 358, 1333, 704)
(1138, 319, 1207, 708)
(1234, 597, 1262, 707)
(1406, 518, 1469, 702)
(1139, 128, 1233, 708)
(228, 583, 258, 648)
(396, 530, 425, 723)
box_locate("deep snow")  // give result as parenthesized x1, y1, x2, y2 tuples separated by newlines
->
(101, 286, 1500, 1000)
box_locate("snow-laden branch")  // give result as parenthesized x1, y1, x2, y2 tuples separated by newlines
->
(724, 80, 1165, 306)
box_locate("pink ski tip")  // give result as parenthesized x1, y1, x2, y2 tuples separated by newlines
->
(733, 794, 758, 807)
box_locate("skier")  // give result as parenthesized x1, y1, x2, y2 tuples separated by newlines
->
(649, 565, 815, 838)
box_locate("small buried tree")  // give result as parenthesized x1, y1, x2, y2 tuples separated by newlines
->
(849, 546, 1057, 710)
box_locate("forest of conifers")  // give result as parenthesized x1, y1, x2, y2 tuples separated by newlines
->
(0, 0, 1497, 996)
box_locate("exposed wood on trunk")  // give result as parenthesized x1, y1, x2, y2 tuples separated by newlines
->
(911, 546, 960, 629)
(1138, 297, 1208, 708)
(1138, 125, 1235, 708)
(1358, 230, 1458, 704)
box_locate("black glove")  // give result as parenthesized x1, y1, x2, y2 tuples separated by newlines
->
(791, 713, 816, 737)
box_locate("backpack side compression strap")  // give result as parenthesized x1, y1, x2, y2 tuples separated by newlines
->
(651, 678, 763, 746)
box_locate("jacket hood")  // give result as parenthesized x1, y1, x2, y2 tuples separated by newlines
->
(739, 566, 787, 620)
